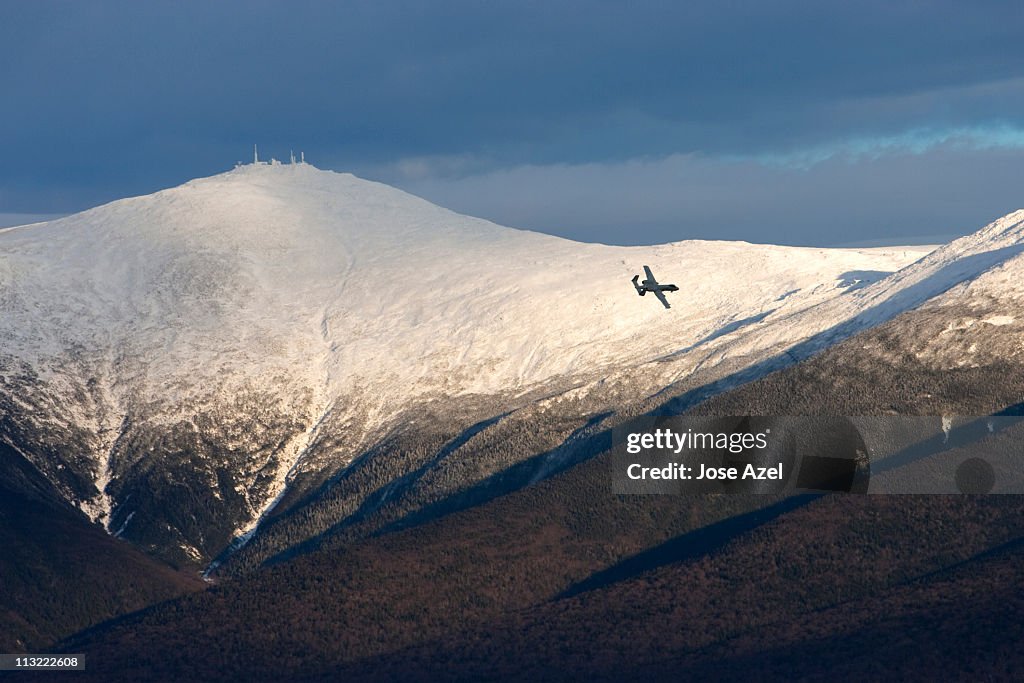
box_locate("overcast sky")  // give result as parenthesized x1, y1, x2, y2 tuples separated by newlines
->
(4, 1, 1024, 245)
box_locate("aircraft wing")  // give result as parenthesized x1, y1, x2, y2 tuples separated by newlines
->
(643, 265, 657, 284)
(653, 287, 671, 309)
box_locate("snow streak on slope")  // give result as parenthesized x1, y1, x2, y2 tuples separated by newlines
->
(700, 210, 1024, 367)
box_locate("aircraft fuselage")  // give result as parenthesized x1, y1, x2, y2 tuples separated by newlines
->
(640, 280, 679, 292)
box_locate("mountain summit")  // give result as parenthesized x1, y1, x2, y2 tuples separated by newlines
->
(2, 163, 1017, 566)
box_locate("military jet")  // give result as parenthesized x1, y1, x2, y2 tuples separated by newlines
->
(632, 265, 678, 309)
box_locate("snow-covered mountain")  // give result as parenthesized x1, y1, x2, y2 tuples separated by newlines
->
(2, 161, 1019, 567)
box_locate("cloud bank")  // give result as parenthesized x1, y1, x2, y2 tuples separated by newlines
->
(3, 1, 1024, 244)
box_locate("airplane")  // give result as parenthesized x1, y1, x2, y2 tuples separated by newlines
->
(632, 265, 678, 309)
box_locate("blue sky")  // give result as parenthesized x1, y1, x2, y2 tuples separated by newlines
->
(4, 1, 1024, 245)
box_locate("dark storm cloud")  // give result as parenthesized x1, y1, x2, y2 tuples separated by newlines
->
(3, 1, 1024, 243)
(396, 146, 1024, 246)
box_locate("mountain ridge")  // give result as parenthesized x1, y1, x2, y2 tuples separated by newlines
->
(3, 163, 1018, 568)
